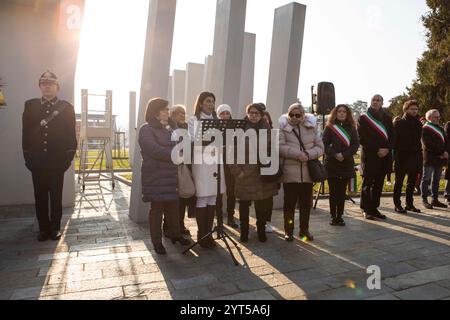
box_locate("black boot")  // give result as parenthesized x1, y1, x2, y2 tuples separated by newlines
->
(195, 208, 209, 248)
(227, 213, 239, 229)
(257, 221, 267, 242)
(240, 223, 249, 243)
(206, 206, 217, 248)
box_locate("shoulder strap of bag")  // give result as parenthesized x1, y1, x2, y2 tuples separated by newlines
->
(292, 126, 307, 154)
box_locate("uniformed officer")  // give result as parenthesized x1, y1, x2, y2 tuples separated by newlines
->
(22, 71, 77, 241)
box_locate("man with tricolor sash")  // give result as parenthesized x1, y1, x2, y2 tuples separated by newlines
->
(420, 109, 448, 209)
(357, 95, 394, 220)
(392, 100, 423, 214)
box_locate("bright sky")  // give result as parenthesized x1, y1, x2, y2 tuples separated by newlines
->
(75, 0, 428, 129)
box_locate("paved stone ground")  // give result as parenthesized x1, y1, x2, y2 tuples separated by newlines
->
(1, 181, 450, 300)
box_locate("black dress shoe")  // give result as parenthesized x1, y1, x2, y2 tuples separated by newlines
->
(50, 231, 62, 241)
(330, 217, 339, 226)
(284, 234, 294, 242)
(423, 200, 433, 209)
(154, 243, 167, 255)
(171, 237, 191, 246)
(432, 200, 448, 208)
(363, 212, 375, 220)
(372, 211, 387, 220)
(405, 205, 421, 213)
(299, 231, 314, 241)
(394, 206, 407, 214)
(37, 232, 49, 242)
(337, 217, 346, 226)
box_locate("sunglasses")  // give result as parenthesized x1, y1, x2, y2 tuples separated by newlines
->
(289, 113, 303, 119)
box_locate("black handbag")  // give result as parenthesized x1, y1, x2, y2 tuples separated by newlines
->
(293, 127, 327, 183)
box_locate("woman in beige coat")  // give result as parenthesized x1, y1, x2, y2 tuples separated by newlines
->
(279, 103, 324, 242)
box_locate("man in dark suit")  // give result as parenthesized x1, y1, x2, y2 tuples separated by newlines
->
(22, 71, 77, 241)
(393, 100, 423, 213)
(358, 95, 394, 220)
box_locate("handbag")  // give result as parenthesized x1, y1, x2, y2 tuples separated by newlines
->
(178, 164, 196, 198)
(293, 127, 327, 183)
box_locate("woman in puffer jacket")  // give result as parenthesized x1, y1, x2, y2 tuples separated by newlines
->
(279, 103, 324, 242)
(230, 103, 279, 243)
(139, 98, 191, 255)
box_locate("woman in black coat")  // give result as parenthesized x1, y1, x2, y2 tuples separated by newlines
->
(323, 105, 359, 226)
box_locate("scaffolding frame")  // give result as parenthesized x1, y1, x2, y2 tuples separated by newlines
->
(78, 89, 115, 192)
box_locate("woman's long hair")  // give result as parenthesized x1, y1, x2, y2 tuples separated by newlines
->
(193, 92, 217, 119)
(327, 104, 355, 127)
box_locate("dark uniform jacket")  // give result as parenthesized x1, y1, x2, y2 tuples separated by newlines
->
(393, 114, 423, 173)
(421, 122, 447, 168)
(22, 97, 77, 172)
(357, 108, 394, 177)
(323, 123, 360, 179)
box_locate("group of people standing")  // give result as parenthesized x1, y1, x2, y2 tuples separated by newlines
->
(22, 72, 449, 254)
(139, 92, 450, 255)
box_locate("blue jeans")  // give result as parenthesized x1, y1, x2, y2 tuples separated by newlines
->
(421, 166, 443, 201)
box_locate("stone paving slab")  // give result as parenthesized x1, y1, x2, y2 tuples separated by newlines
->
(1, 181, 450, 300)
(392, 283, 450, 300)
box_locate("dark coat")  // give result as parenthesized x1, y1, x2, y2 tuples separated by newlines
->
(446, 122, 450, 179)
(322, 123, 359, 179)
(22, 97, 77, 172)
(357, 108, 394, 177)
(393, 114, 423, 173)
(422, 122, 447, 168)
(139, 118, 178, 203)
(230, 120, 279, 201)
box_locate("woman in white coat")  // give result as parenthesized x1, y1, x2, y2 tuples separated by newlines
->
(188, 92, 226, 248)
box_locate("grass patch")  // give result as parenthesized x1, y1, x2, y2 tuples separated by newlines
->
(75, 150, 131, 170)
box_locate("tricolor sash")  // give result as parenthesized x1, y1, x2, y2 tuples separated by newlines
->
(329, 124, 351, 147)
(361, 113, 389, 141)
(423, 122, 445, 144)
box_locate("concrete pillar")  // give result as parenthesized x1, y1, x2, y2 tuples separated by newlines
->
(129, 0, 177, 223)
(184, 63, 204, 116)
(238, 32, 256, 119)
(128, 91, 136, 167)
(167, 75, 173, 106)
(266, 2, 306, 127)
(211, 0, 246, 116)
(172, 70, 186, 106)
(0, 0, 84, 208)
(202, 55, 214, 92)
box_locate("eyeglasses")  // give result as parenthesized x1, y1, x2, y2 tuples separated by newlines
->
(289, 113, 303, 119)
(248, 111, 261, 116)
